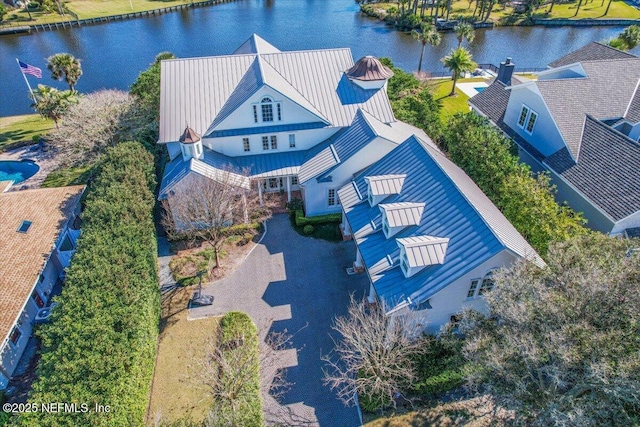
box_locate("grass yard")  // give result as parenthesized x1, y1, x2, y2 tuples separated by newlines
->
(0, 114, 54, 153)
(65, 0, 194, 19)
(428, 77, 484, 123)
(363, 0, 640, 24)
(41, 164, 93, 187)
(147, 287, 219, 426)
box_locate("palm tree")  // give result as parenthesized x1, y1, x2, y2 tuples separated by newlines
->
(620, 25, 640, 50)
(454, 22, 475, 48)
(412, 23, 442, 75)
(441, 47, 477, 96)
(47, 53, 82, 91)
(31, 85, 78, 128)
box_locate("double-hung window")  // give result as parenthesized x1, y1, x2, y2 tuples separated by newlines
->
(270, 135, 278, 149)
(291, 176, 299, 185)
(243, 138, 250, 152)
(517, 105, 530, 128)
(262, 136, 269, 150)
(328, 189, 336, 206)
(478, 272, 495, 296)
(9, 326, 21, 346)
(289, 134, 296, 148)
(467, 279, 480, 298)
(525, 111, 538, 134)
(253, 105, 258, 123)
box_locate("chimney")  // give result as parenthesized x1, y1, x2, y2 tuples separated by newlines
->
(497, 57, 515, 84)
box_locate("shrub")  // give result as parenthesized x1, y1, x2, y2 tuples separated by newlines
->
(27, 2, 40, 10)
(285, 197, 303, 213)
(238, 232, 254, 246)
(303, 225, 314, 235)
(17, 142, 159, 427)
(293, 209, 341, 227)
(209, 312, 264, 427)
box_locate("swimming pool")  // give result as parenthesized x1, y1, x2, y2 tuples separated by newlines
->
(474, 86, 487, 93)
(0, 160, 40, 184)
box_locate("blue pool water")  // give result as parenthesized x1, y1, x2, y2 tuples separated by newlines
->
(0, 160, 40, 184)
(474, 86, 487, 93)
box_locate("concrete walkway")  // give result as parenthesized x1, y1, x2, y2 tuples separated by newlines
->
(190, 214, 369, 427)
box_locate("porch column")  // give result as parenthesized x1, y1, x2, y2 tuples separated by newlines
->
(258, 179, 263, 206)
(287, 176, 291, 202)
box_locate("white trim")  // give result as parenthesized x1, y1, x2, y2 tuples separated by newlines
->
(517, 104, 530, 129)
(524, 110, 538, 135)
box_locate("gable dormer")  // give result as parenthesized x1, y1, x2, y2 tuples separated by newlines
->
(379, 202, 425, 238)
(397, 235, 449, 278)
(365, 174, 406, 207)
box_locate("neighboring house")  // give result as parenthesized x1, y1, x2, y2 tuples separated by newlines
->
(339, 136, 544, 333)
(469, 42, 640, 236)
(0, 184, 84, 390)
(158, 34, 432, 217)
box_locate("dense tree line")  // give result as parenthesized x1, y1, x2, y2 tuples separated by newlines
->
(14, 142, 159, 427)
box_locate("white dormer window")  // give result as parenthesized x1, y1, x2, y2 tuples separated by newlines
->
(517, 105, 529, 128)
(379, 202, 425, 239)
(365, 175, 407, 207)
(397, 235, 449, 278)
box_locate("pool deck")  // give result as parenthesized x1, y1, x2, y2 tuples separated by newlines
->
(0, 144, 61, 191)
(456, 81, 489, 98)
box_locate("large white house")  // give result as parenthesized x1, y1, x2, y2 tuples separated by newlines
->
(158, 35, 543, 331)
(0, 184, 83, 390)
(470, 42, 640, 236)
(158, 34, 433, 217)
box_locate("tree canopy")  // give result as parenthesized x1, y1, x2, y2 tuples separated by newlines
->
(461, 233, 640, 426)
(441, 47, 477, 96)
(46, 53, 82, 91)
(130, 52, 176, 121)
(31, 84, 78, 128)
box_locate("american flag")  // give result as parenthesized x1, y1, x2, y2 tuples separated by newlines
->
(18, 61, 42, 79)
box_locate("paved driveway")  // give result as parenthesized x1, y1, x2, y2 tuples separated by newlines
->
(190, 214, 369, 427)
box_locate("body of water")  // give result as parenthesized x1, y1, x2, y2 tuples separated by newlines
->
(0, 0, 635, 116)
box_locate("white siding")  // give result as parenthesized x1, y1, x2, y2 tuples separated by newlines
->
(504, 86, 566, 157)
(205, 128, 338, 157)
(211, 86, 327, 132)
(388, 250, 517, 334)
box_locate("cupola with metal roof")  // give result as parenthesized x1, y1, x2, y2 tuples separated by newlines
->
(345, 56, 394, 90)
(179, 126, 204, 161)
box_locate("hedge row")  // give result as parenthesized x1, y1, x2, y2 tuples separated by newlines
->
(216, 312, 264, 427)
(16, 142, 159, 427)
(293, 209, 342, 227)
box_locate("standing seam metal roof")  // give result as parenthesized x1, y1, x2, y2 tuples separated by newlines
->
(339, 136, 543, 309)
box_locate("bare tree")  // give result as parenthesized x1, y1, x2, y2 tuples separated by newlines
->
(162, 173, 270, 268)
(461, 234, 640, 426)
(48, 89, 152, 166)
(322, 295, 428, 411)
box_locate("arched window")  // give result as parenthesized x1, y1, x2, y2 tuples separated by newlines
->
(478, 271, 495, 296)
(261, 97, 274, 122)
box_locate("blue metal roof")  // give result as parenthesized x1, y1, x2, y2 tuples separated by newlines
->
(158, 156, 192, 199)
(208, 122, 327, 138)
(234, 150, 306, 178)
(298, 110, 377, 183)
(341, 137, 506, 308)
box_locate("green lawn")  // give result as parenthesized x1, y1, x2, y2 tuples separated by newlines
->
(428, 77, 484, 123)
(1, 0, 201, 27)
(364, 0, 640, 24)
(41, 165, 93, 187)
(0, 114, 54, 153)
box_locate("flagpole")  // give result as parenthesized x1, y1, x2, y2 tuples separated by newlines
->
(16, 58, 36, 104)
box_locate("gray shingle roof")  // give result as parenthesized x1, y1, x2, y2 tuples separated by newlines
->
(548, 41, 635, 68)
(544, 115, 640, 221)
(536, 58, 640, 159)
(625, 85, 640, 123)
(468, 80, 510, 125)
(159, 35, 395, 144)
